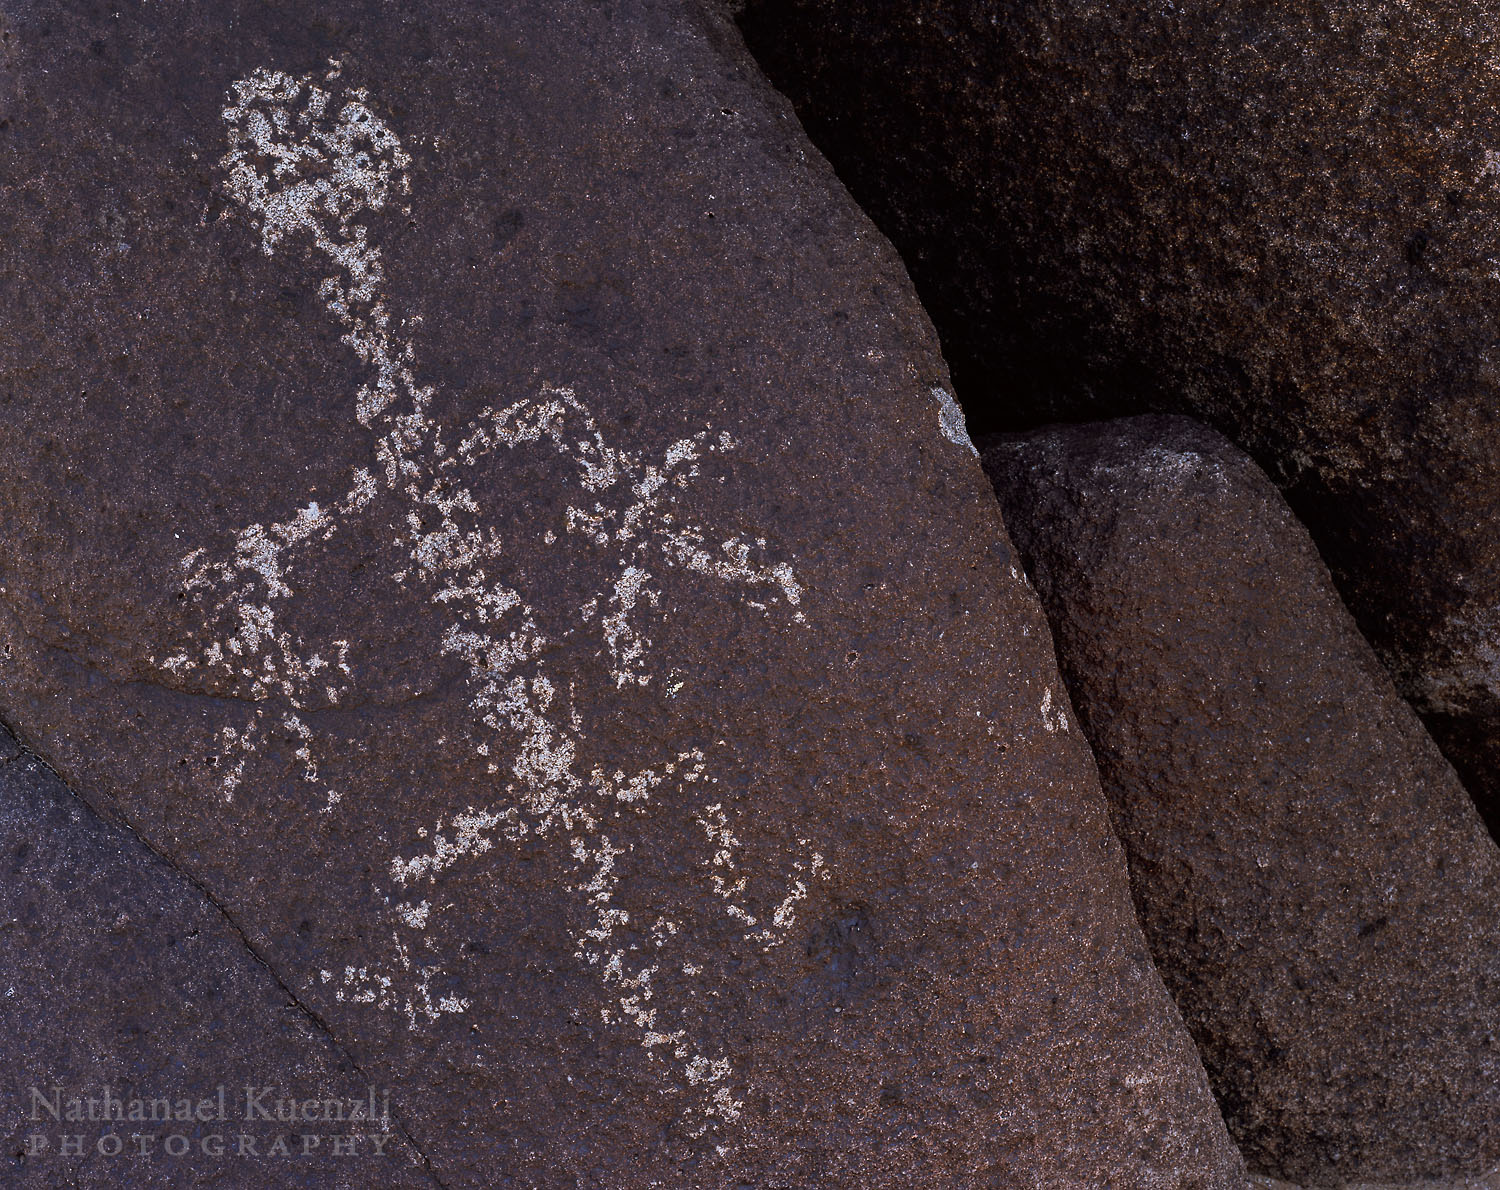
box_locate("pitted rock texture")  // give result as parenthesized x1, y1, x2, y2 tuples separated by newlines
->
(0, 1, 1242, 1184)
(0, 729, 435, 1188)
(983, 415, 1500, 1186)
(1252, 1174, 1500, 1190)
(735, 0, 1500, 838)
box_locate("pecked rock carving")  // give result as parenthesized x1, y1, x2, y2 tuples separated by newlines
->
(0, 3, 1246, 1181)
(155, 63, 819, 1133)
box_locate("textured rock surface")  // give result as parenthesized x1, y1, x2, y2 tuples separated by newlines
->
(0, 1, 1241, 1183)
(1251, 1174, 1500, 1190)
(0, 729, 435, 1187)
(983, 415, 1500, 1185)
(736, 0, 1500, 837)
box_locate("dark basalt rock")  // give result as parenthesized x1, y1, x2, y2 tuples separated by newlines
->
(0, 730, 435, 1187)
(735, 0, 1500, 839)
(0, 1, 1241, 1183)
(983, 415, 1500, 1185)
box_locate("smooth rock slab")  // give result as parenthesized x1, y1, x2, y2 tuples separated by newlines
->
(983, 416, 1500, 1185)
(0, 731, 435, 1188)
(736, 0, 1500, 838)
(0, 1, 1241, 1184)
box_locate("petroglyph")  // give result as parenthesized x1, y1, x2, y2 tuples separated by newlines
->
(156, 62, 827, 1133)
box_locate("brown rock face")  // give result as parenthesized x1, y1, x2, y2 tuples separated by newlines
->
(983, 415, 1500, 1185)
(0, 731, 436, 1187)
(0, 2, 1241, 1183)
(735, 0, 1500, 837)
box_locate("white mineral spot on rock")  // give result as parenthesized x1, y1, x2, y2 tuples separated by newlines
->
(933, 385, 978, 455)
(1041, 686, 1070, 733)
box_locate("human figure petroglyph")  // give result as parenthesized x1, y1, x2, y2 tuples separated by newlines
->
(156, 62, 822, 1132)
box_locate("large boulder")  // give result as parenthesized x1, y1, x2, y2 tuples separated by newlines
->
(736, 0, 1500, 836)
(983, 415, 1500, 1185)
(0, 731, 435, 1187)
(0, 1, 1242, 1183)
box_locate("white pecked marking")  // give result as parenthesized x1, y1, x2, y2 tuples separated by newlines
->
(157, 62, 826, 1134)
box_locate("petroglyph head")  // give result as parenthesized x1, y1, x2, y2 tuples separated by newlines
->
(220, 64, 412, 257)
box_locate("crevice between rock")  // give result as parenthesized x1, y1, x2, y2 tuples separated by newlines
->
(0, 711, 452, 1190)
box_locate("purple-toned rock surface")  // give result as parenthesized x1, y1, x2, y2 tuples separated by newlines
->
(0, 730, 436, 1187)
(736, 0, 1500, 840)
(0, 1, 1240, 1184)
(985, 416, 1500, 1184)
